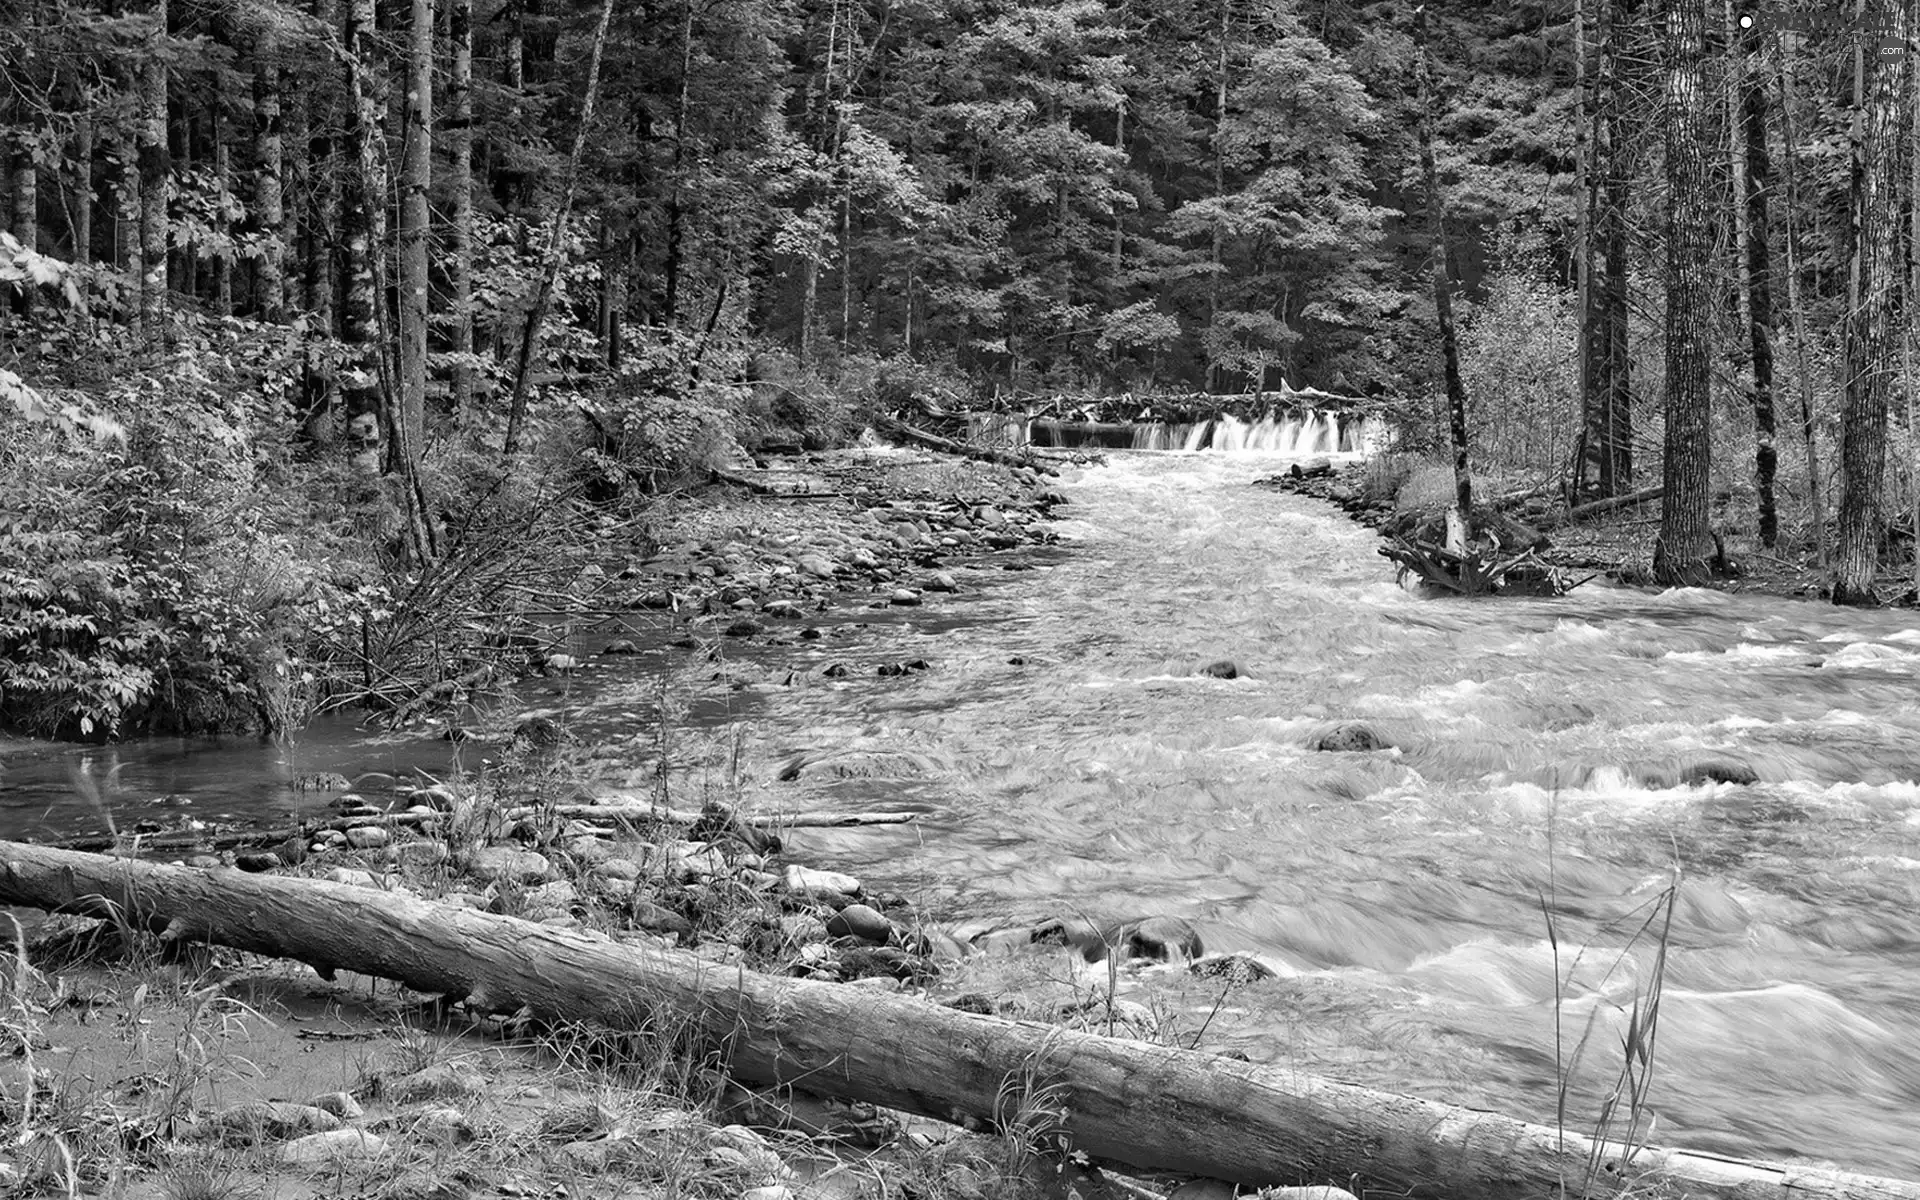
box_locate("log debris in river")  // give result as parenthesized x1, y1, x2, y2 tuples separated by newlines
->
(0, 842, 1915, 1200)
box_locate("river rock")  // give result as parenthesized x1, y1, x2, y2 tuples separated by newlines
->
(593, 857, 642, 882)
(280, 1129, 387, 1164)
(726, 618, 764, 637)
(544, 653, 581, 673)
(309, 1091, 364, 1120)
(467, 846, 553, 884)
(782, 864, 861, 898)
(1197, 659, 1240, 679)
(1679, 756, 1759, 786)
(973, 504, 1007, 528)
(825, 904, 893, 944)
(602, 639, 639, 654)
(390, 1063, 486, 1104)
(922, 571, 959, 592)
(565, 835, 612, 866)
(208, 1100, 341, 1144)
(1189, 952, 1279, 985)
(822, 663, 850, 677)
(1102, 915, 1204, 962)
(1310, 721, 1392, 752)
(520, 880, 579, 919)
(292, 772, 353, 793)
(797, 553, 838, 579)
(511, 716, 568, 748)
(888, 589, 922, 606)
(344, 825, 389, 850)
(235, 852, 281, 873)
(323, 867, 382, 889)
(407, 1106, 475, 1144)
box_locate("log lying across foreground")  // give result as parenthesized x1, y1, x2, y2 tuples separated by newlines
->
(1, 843, 1915, 1200)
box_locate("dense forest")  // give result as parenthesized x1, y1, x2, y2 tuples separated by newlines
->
(0, 0, 1915, 738)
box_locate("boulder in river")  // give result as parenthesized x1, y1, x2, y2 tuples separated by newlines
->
(1196, 659, 1240, 679)
(1099, 915, 1205, 963)
(602, 639, 639, 655)
(291, 772, 353, 793)
(1309, 721, 1392, 752)
(1678, 756, 1759, 786)
(825, 903, 894, 944)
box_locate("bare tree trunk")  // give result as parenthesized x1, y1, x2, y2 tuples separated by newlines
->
(1738, 5, 1778, 547)
(1206, 0, 1231, 394)
(70, 119, 91, 264)
(1580, 0, 1633, 499)
(341, 0, 387, 466)
(253, 33, 286, 323)
(137, 0, 169, 340)
(397, 0, 433, 464)
(2, 843, 1919, 1200)
(663, 0, 693, 328)
(448, 0, 476, 418)
(502, 0, 616, 457)
(1652, 0, 1716, 587)
(1832, 0, 1909, 605)
(1776, 31, 1826, 565)
(115, 132, 140, 303)
(211, 111, 232, 316)
(9, 134, 36, 254)
(1414, 6, 1472, 524)
(1573, 0, 1592, 495)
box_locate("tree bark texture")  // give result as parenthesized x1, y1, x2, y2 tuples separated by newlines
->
(1413, 6, 1473, 522)
(1, 842, 1918, 1200)
(1652, 0, 1716, 587)
(253, 34, 286, 323)
(1832, 0, 1911, 605)
(1738, 11, 1778, 548)
(70, 119, 91, 265)
(1578, 0, 1634, 500)
(1776, 31, 1827, 566)
(137, 0, 169, 339)
(448, 0, 476, 418)
(397, 0, 433, 463)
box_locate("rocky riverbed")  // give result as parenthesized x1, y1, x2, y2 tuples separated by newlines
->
(1, 440, 1299, 1200)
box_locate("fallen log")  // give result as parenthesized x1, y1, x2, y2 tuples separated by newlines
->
(0, 842, 1912, 1200)
(872, 414, 1058, 476)
(1563, 485, 1664, 524)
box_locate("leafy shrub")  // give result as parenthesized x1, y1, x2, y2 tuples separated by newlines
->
(0, 394, 341, 739)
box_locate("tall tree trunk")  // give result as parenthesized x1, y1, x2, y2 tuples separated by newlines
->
(663, 0, 693, 328)
(448, 0, 475, 418)
(211, 111, 232, 317)
(294, 2, 339, 443)
(1652, 0, 1716, 586)
(1775, 29, 1826, 565)
(1832, 0, 1911, 605)
(137, 0, 169, 340)
(397, 0, 433, 465)
(9, 134, 36, 254)
(341, 0, 387, 465)
(1414, 6, 1472, 523)
(70, 119, 91, 264)
(1573, 0, 1592, 496)
(1205, 0, 1231, 394)
(253, 35, 286, 323)
(115, 132, 141, 306)
(1738, 9, 1778, 548)
(1580, 0, 1633, 499)
(502, 0, 616, 457)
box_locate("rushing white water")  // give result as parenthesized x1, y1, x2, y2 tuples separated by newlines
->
(8, 447, 1919, 1177)
(967, 409, 1384, 454)
(743, 451, 1920, 1178)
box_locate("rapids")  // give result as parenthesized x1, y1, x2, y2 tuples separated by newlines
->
(4, 448, 1918, 1175)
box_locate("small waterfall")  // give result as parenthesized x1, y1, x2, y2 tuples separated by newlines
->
(962, 405, 1382, 456)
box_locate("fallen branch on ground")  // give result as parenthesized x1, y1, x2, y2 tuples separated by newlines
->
(872, 414, 1058, 475)
(0, 842, 1912, 1200)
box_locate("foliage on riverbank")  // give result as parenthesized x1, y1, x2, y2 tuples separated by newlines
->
(0, 274, 950, 741)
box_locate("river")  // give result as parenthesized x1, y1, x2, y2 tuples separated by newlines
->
(3, 448, 1917, 1177)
